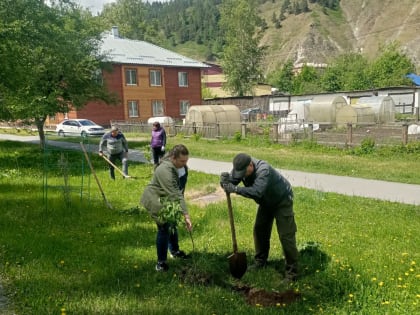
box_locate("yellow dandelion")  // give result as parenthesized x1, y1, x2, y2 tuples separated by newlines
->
(398, 277, 403, 281)
(178, 284, 183, 288)
(409, 268, 414, 272)
(379, 282, 384, 286)
(416, 274, 420, 278)
(416, 294, 420, 298)
(381, 301, 390, 305)
(83, 269, 87, 273)
(135, 283, 140, 288)
(402, 253, 409, 256)
(371, 277, 377, 281)
(255, 303, 262, 307)
(60, 260, 65, 265)
(411, 261, 416, 265)
(349, 294, 354, 298)
(356, 274, 361, 278)
(134, 265, 138, 269)
(276, 303, 281, 307)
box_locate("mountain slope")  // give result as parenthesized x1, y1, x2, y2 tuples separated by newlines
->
(258, 0, 420, 73)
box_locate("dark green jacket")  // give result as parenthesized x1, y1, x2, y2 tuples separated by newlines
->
(235, 158, 293, 208)
(140, 160, 188, 221)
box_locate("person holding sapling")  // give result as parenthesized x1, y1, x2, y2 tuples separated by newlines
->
(140, 144, 192, 272)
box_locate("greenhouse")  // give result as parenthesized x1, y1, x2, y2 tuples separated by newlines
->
(184, 105, 241, 137)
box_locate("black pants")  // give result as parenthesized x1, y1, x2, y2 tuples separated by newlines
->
(151, 147, 164, 165)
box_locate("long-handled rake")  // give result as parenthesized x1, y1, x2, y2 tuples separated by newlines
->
(101, 154, 136, 179)
(80, 142, 113, 209)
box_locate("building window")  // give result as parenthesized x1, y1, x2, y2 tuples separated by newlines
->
(179, 100, 190, 115)
(149, 69, 162, 86)
(125, 68, 137, 85)
(93, 69, 103, 85)
(152, 100, 164, 116)
(128, 100, 139, 117)
(178, 72, 188, 87)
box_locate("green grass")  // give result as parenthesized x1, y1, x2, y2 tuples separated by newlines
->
(4, 128, 420, 184)
(0, 134, 419, 314)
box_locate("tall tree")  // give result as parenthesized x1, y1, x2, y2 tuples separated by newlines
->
(100, 0, 150, 41)
(267, 60, 294, 93)
(0, 0, 117, 148)
(321, 53, 370, 92)
(219, 0, 266, 96)
(368, 42, 415, 89)
(292, 64, 320, 94)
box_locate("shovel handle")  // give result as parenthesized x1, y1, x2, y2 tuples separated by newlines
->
(226, 192, 239, 253)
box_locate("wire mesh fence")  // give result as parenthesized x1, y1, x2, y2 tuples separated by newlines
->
(109, 119, 420, 147)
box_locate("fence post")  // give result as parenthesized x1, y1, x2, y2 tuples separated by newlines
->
(273, 123, 279, 143)
(346, 123, 353, 145)
(241, 122, 246, 139)
(402, 123, 408, 145)
(216, 122, 220, 138)
(193, 122, 197, 134)
(308, 123, 314, 141)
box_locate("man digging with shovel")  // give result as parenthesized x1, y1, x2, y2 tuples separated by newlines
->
(221, 153, 299, 283)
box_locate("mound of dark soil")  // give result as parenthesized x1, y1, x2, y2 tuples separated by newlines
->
(233, 285, 301, 307)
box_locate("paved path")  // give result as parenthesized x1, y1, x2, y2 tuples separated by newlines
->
(1, 134, 420, 206)
(187, 158, 420, 206)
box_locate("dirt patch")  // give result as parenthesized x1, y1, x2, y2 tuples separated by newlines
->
(233, 285, 301, 307)
(178, 266, 301, 307)
(186, 187, 226, 206)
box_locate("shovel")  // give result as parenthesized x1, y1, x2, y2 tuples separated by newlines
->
(226, 192, 247, 279)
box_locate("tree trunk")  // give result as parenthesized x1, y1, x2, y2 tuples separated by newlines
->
(35, 117, 47, 150)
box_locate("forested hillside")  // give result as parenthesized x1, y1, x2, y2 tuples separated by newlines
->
(99, 0, 420, 74)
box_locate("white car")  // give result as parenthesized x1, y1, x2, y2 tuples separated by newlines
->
(55, 119, 105, 137)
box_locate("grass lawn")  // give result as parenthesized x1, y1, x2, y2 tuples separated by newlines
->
(0, 134, 419, 314)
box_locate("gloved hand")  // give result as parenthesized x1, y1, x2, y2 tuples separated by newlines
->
(220, 172, 231, 188)
(222, 182, 237, 194)
(161, 146, 165, 152)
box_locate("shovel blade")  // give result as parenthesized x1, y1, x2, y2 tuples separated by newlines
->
(228, 252, 247, 279)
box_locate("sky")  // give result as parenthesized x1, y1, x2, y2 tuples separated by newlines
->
(75, 0, 167, 15)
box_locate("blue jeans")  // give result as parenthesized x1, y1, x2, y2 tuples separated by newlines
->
(156, 223, 180, 262)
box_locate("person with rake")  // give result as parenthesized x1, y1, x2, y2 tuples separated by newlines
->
(99, 126, 129, 180)
(141, 144, 192, 272)
(221, 153, 299, 283)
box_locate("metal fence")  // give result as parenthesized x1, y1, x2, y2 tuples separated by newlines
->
(109, 119, 420, 147)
